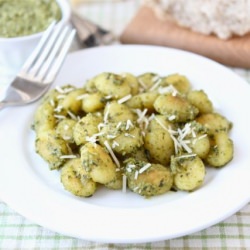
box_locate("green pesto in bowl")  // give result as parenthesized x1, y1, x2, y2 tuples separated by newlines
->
(0, 0, 62, 38)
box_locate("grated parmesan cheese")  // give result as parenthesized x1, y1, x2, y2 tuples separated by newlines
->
(55, 86, 64, 94)
(175, 153, 197, 160)
(49, 99, 55, 107)
(139, 163, 151, 174)
(168, 115, 176, 121)
(107, 134, 117, 139)
(149, 78, 162, 91)
(138, 79, 147, 90)
(154, 116, 169, 132)
(124, 133, 135, 138)
(158, 85, 178, 96)
(136, 108, 148, 123)
(192, 134, 207, 145)
(62, 136, 71, 141)
(117, 94, 132, 104)
(112, 141, 119, 149)
(54, 105, 63, 113)
(85, 132, 105, 144)
(104, 95, 113, 100)
(64, 124, 69, 130)
(116, 121, 122, 129)
(104, 140, 120, 168)
(54, 114, 66, 119)
(60, 155, 77, 159)
(125, 119, 134, 130)
(122, 175, 127, 193)
(103, 104, 110, 124)
(63, 87, 75, 93)
(152, 75, 160, 82)
(85, 136, 98, 144)
(97, 123, 105, 131)
(76, 93, 89, 100)
(148, 113, 155, 121)
(134, 170, 139, 180)
(67, 110, 77, 120)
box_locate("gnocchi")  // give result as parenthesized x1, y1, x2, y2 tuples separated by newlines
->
(32, 72, 234, 198)
(61, 158, 97, 197)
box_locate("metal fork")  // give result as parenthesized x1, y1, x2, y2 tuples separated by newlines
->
(71, 12, 114, 47)
(0, 22, 76, 110)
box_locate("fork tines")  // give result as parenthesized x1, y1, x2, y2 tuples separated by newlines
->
(20, 21, 76, 84)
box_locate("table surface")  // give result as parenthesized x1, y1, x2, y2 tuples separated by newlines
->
(1, 0, 250, 249)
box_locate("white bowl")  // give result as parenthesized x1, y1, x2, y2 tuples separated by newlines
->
(0, 0, 71, 78)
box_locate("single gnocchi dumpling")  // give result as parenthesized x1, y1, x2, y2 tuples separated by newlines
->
(182, 121, 210, 159)
(41, 88, 62, 106)
(137, 72, 160, 91)
(51, 85, 83, 117)
(104, 170, 123, 190)
(144, 115, 175, 165)
(84, 76, 98, 93)
(125, 160, 173, 197)
(171, 154, 206, 191)
(160, 73, 191, 94)
(35, 130, 71, 170)
(80, 142, 117, 184)
(103, 101, 136, 123)
(56, 118, 77, 143)
(73, 113, 102, 145)
(81, 92, 105, 113)
(99, 121, 144, 155)
(196, 113, 232, 135)
(125, 92, 159, 112)
(58, 87, 86, 114)
(33, 101, 56, 133)
(122, 147, 149, 163)
(154, 94, 199, 122)
(189, 133, 210, 159)
(122, 73, 140, 95)
(94, 72, 132, 99)
(61, 158, 97, 197)
(187, 90, 213, 114)
(206, 131, 234, 167)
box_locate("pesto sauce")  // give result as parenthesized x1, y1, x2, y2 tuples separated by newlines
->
(0, 0, 61, 38)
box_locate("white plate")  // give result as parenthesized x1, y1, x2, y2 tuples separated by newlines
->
(1, 45, 250, 243)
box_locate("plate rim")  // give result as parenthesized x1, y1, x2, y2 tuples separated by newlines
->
(1, 44, 250, 243)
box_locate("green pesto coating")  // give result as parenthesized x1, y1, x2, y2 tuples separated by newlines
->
(0, 0, 61, 38)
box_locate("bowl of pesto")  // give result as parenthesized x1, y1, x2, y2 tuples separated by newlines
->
(0, 0, 70, 77)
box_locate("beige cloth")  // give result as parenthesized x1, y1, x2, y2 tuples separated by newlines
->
(120, 6, 250, 68)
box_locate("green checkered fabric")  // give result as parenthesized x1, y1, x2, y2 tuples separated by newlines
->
(0, 202, 250, 249)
